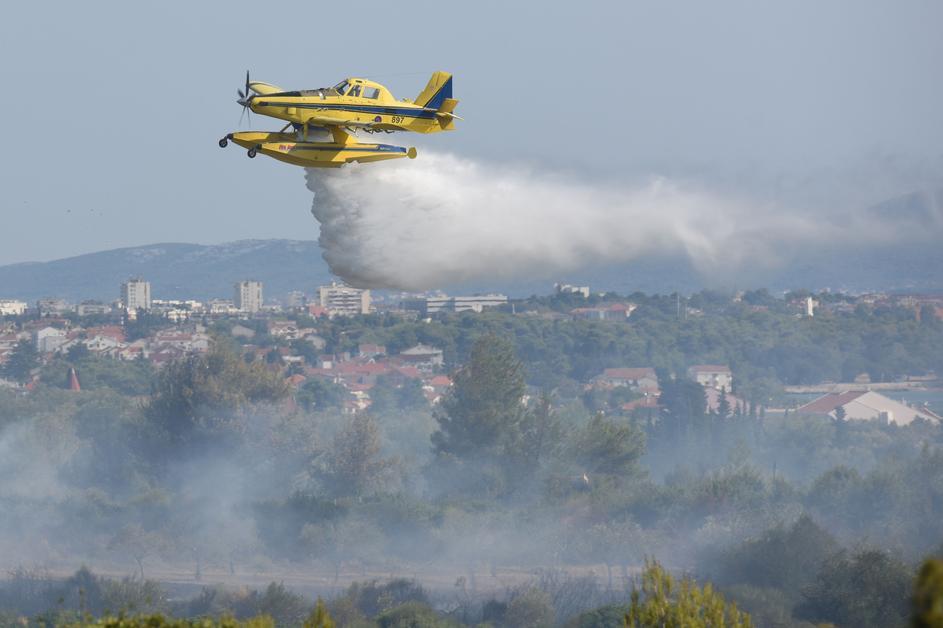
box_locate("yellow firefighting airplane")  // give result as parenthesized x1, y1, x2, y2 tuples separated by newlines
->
(219, 71, 459, 168)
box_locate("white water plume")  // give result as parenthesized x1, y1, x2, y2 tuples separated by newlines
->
(304, 151, 925, 291)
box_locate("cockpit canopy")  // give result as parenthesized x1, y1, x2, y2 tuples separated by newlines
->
(331, 78, 390, 100)
(265, 78, 396, 101)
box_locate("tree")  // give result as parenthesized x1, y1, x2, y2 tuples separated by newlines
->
(143, 341, 287, 450)
(304, 598, 336, 628)
(707, 514, 838, 599)
(515, 392, 566, 474)
(504, 588, 555, 628)
(569, 413, 645, 480)
(296, 378, 347, 412)
(66, 342, 91, 362)
(369, 376, 427, 414)
(322, 414, 399, 498)
(625, 559, 753, 627)
(717, 388, 731, 419)
(911, 558, 943, 628)
(432, 334, 526, 460)
(796, 548, 911, 628)
(2, 339, 38, 384)
(657, 377, 707, 438)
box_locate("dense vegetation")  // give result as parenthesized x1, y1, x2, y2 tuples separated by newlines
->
(1, 292, 943, 626)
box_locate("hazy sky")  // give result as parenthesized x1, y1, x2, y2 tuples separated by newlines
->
(0, 0, 940, 265)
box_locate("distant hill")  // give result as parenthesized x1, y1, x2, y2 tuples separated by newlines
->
(0, 240, 335, 303)
(0, 236, 941, 304)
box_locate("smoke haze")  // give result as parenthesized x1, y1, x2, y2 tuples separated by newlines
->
(306, 152, 942, 291)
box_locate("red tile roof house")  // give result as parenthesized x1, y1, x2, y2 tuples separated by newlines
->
(621, 395, 661, 413)
(591, 367, 659, 392)
(85, 326, 126, 343)
(797, 390, 941, 426)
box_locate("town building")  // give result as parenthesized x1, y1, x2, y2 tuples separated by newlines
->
(555, 283, 591, 298)
(688, 365, 733, 390)
(318, 282, 371, 316)
(797, 390, 941, 426)
(570, 303, 637, 321)
(285, 291, 307, 308)
(207, 299, 239, 315)
(234, 280, 263, 313)
(152, 299, 203, 322)
(358, 343, 386, 358)
(402, 293, 508, 316)
(36, 298, 71, 316)
(398, 344, 444, 370)
(34, 327, 67, 353)
(121, 279, 151, 311)
(804, 296, 818, 317)
(0, 300, 28, 316)
(76, 301, 111, 317)
(592, 367, 659, 392)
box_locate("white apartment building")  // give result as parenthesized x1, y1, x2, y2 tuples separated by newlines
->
(234, 280, 263, 313)
(34, 327, 67, 353)
(403, 293, 508, 316)
(0, 300, 27, 316)
(121, 279, 151, 311)
(77, 301, 111, 317)
(318, 282, 371, 316)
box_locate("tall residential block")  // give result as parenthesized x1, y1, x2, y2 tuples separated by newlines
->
(234, 280, 264, 313)
(121, 278, 151, 311)
(318, 282, 371, 316)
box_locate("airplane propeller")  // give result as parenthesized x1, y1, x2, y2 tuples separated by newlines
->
(237, 70, 252, 126)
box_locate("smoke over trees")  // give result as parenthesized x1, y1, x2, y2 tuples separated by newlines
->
(0, 293, 942, 624)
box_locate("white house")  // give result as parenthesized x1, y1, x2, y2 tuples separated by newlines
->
(797, 390, 941, 426)
(34, 327, 67, 353)
(688, 365, 733, 390)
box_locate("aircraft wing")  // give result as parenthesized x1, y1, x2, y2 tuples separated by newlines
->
(248, 81, 283, 95)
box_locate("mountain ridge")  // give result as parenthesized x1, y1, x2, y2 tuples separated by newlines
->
(0, 236, 941, 303)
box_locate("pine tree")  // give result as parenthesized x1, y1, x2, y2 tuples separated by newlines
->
(2, 339, 38, 384)
(432, 334, 526, 460)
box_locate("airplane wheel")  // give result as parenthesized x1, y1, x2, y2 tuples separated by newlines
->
(218, 138, 228, 148)
(247, 147, 257, 158)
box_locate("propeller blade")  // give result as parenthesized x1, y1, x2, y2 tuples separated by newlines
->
(238, 88, 246, 101)
(245, 70, 250, 98)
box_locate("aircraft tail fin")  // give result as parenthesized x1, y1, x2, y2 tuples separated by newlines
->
(415, 71, 453, 109)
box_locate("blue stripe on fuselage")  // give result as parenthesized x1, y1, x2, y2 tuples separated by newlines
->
(282, 144, 407, 153)
(257, 101, 436, 119)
